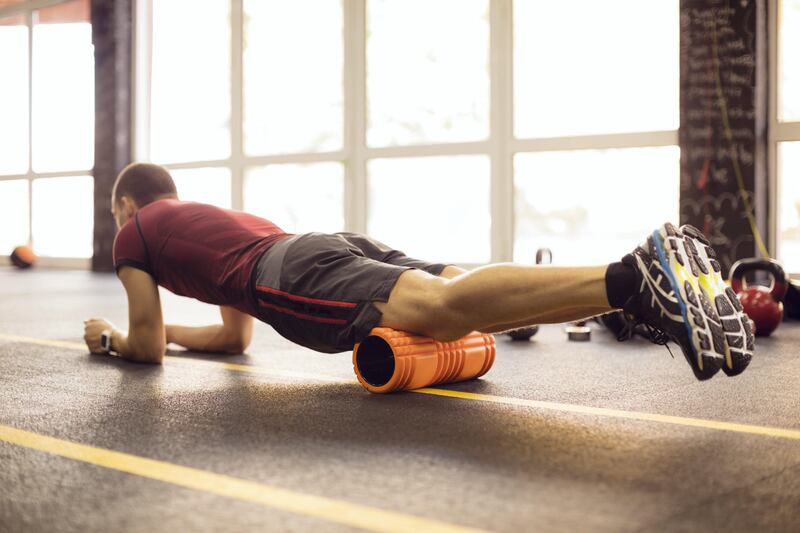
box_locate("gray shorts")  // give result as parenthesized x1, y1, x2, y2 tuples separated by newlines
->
(251, 232, 448, 353)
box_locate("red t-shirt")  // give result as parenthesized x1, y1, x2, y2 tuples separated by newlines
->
(113, 199, 289, 316)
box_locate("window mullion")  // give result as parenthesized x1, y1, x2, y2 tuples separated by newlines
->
(344, 0, 367, 234)
(490, 0, 514, 262)
(768, 0, 779, 260)
(231, 0, 244, 211)
(27, 8, 33, 247)
(132, 0, 152, 161)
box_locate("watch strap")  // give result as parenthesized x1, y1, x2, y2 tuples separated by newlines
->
(100, 328, 118, 355)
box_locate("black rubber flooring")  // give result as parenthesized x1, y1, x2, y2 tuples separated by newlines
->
(1, 268, 799, 532)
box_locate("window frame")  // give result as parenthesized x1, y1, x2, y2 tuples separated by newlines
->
(770, 0, 800, 274)
(133, 0, 679, 269)
(0, 0, 93, 268)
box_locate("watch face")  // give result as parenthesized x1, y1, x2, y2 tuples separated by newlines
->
(101, 332, 111, 351)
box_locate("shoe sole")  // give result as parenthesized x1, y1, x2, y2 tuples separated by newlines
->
(657, 223, 754, 377)
(648, 226, 721, 379)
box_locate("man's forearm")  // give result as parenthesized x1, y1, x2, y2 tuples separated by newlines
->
(165, 324, 245, 354)
(111, 329, 164, 364)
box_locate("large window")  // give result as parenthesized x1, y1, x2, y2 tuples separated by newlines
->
(0, 0, 94, 263)
(244, 0, 343, 156)
(776, 0, 800, 272)
(368, 156, 491, 263)
(136, 0, 679, 266)
(367, 0, 489, 147)
(513, 0, 678, 265)
(245, 163, 345, 234)
(514, 1, 677, 139)
(148, 0, 230, 164)
(514, 147, 679, 264)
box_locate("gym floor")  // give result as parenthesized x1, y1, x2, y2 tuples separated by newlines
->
(2, 268, 799, 532)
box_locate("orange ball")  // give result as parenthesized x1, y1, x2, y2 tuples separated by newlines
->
(10, 245, 36, 269)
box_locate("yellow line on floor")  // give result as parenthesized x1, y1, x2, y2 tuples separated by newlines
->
(0, 333, 345, 383)
(0, 333, 86, 351)
(0, 423, 485, 533)
(3, 333, 800, 441)
(410, 388, 800, 441)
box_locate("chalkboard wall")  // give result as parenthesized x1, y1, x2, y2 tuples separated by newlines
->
(679, 0, 768, 275)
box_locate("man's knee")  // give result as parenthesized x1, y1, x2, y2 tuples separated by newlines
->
(395, 271, 452, 319)
(378, 270, 468, 340)
(433, 285, 476, 340)
(402, 277, 471, 341)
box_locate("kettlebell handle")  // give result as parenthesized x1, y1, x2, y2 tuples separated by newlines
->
(535, 248, 552, 265)
(729, 258, 788, 301)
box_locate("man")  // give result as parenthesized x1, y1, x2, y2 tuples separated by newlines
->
(84, 163, 754, 381)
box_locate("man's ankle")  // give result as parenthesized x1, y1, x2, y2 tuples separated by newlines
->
(604, 261, 637, 309)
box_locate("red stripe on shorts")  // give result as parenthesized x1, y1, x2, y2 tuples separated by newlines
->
(257, 299, 349, 325)
(255, 285, 358, 309)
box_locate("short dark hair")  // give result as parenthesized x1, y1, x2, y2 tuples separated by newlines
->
(112, 162, 178, 207)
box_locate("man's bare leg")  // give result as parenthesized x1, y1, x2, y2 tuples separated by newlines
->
(434, 265, 609, 333)
(373, 222, 756, 381)
(437, 265, 469, 279)
(375, 263, 615, 341)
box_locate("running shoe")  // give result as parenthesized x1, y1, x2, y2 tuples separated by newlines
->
(620, 223, 754, 380)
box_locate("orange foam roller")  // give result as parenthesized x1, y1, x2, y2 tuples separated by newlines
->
(352, 327, 496, 394)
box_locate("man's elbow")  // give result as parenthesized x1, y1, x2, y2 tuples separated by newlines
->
(142, 350, 165, 364)
(129, 350, 164, 364)
(224, 340, 249, 355)
(224, 334, 251, 355)
(128, 341, 165, 364)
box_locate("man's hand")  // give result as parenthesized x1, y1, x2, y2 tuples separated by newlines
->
(83, 318, 116, 354)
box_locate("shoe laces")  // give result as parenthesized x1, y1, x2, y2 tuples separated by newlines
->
(618, 317, 675, 359)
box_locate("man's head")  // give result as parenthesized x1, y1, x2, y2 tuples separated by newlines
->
(111, 162, 178, 228)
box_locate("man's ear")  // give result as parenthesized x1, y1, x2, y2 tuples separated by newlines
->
(120, 196, 137, 218)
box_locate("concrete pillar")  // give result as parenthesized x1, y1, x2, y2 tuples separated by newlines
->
(91, 0, 132, 272)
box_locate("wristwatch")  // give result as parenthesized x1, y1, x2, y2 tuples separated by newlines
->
(100, 328, 118, 356)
